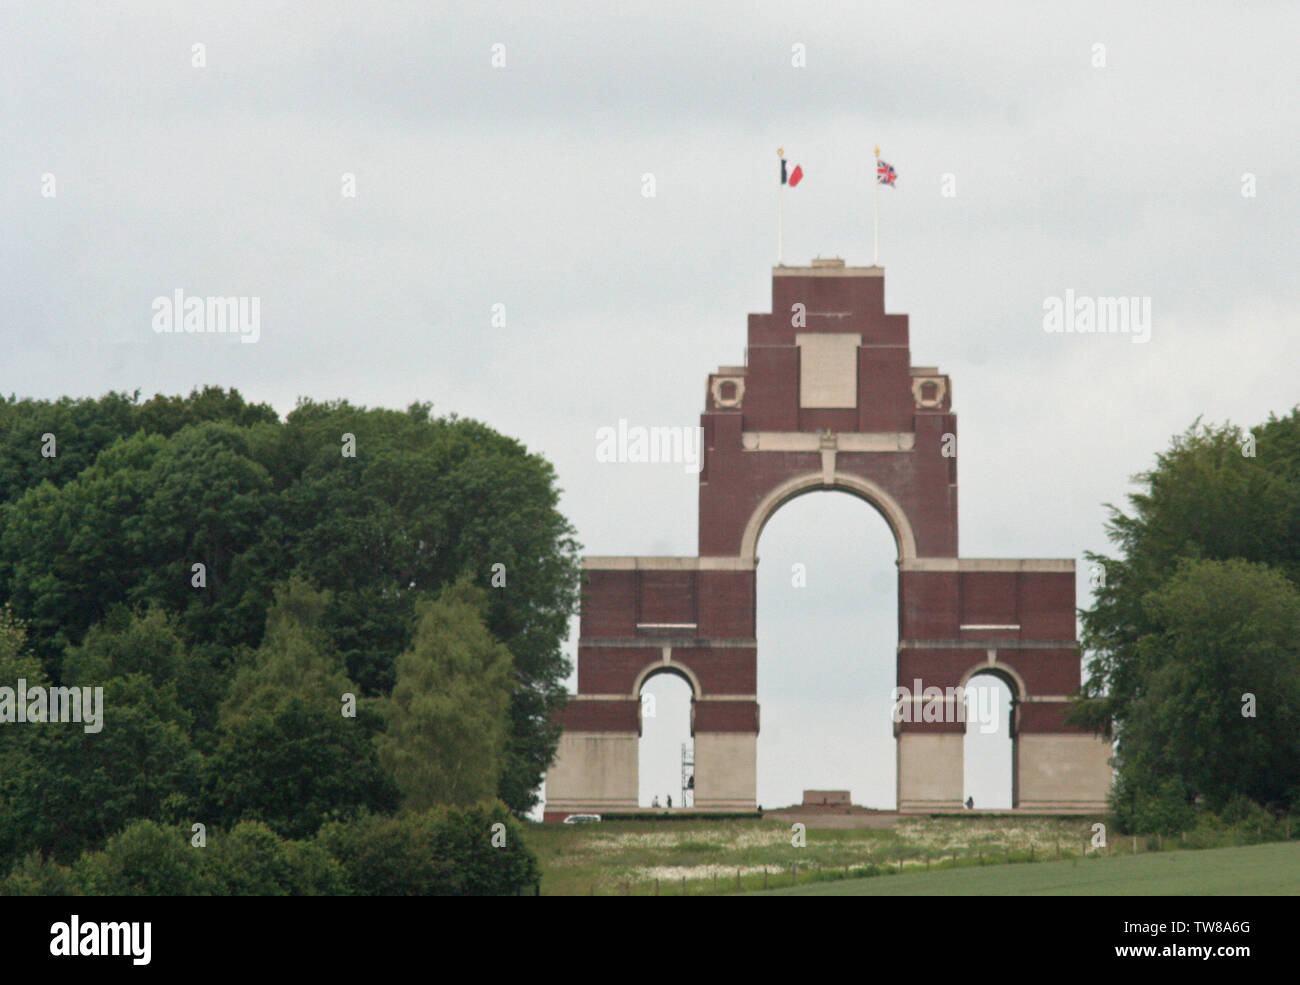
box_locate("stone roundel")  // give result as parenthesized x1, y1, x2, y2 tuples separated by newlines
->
(711, 376, 745, 408)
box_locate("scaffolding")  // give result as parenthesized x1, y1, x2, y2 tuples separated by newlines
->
(680, 741, 695, 808)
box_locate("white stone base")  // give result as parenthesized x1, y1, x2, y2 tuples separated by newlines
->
(544, 731, 638, 813)
(1018, 733, 1113, 812)
(694, 732, 756, 810)
(897, 732, 964, 811)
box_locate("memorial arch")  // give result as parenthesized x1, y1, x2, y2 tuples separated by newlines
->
(739, 471, 917, 563)
(543, 259, 1112, 819)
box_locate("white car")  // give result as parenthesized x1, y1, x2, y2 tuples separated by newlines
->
(562, 813, 602, 824)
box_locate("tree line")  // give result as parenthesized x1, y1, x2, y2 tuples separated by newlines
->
(0, 387, 580, 893)
(1075, 409, 1300, 833)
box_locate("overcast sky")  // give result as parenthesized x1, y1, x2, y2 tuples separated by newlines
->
(4, 2, 1296, 813)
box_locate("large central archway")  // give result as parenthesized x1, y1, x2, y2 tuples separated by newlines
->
(754, 489, 899, 809)
(740, 471, 918, 563)
(544, 259, 1112, 820)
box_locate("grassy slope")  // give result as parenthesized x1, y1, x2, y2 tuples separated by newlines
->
(754, 842, 1300, 895)
(529, 815, 1106, 896)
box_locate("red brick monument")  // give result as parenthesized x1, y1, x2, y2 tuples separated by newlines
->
(543, 259, 1111, 819)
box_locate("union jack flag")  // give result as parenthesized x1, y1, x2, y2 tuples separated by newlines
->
(876, 159, 897, 186)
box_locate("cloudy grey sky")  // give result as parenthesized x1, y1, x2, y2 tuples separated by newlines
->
(4, 3, 1296, 812)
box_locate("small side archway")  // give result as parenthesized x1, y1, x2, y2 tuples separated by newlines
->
(960, 663, 1022, 809)
(631, 660, 703, 704)
(635, 663, 698, 809)
(958, 661, 1028, 711)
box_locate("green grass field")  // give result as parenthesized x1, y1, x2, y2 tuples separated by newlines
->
(530, 815, 1078, 896)
(753, 842, 1300, 895)
(529, 815, 1300, 896)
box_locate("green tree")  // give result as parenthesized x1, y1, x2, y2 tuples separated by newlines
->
(269, 400, 580, 812)
(219, 576, 353, 726)
(1113, 775, 1197, 836)
(373, 580, 514, 809)
(0, 391, 139, 503)
(75, 820, 212, 896)
(0, 673, 202, 863)
(0, 432, 169, 672)
(0, 604, 41, 681)
(205, 820, 347, 896)
(0, 421, 278, 674)
(0, 851, 79, 896)
(1111, 558, 1300, 814)
(205, 697, 398, 840)
(317, 802, 538, 896)
(63, 605, 222, 736)
(0, 387, 276, 507)
(127, 422, 275, 651)
(211, 577, 398, 841)
(0, 390, 582, 818)
(1078, 412, 1300, 736)
(134, 386, 278, 438)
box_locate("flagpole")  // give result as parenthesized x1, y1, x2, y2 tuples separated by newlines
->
(873, 145, 880, 266)
(777, 147, 784, 266)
